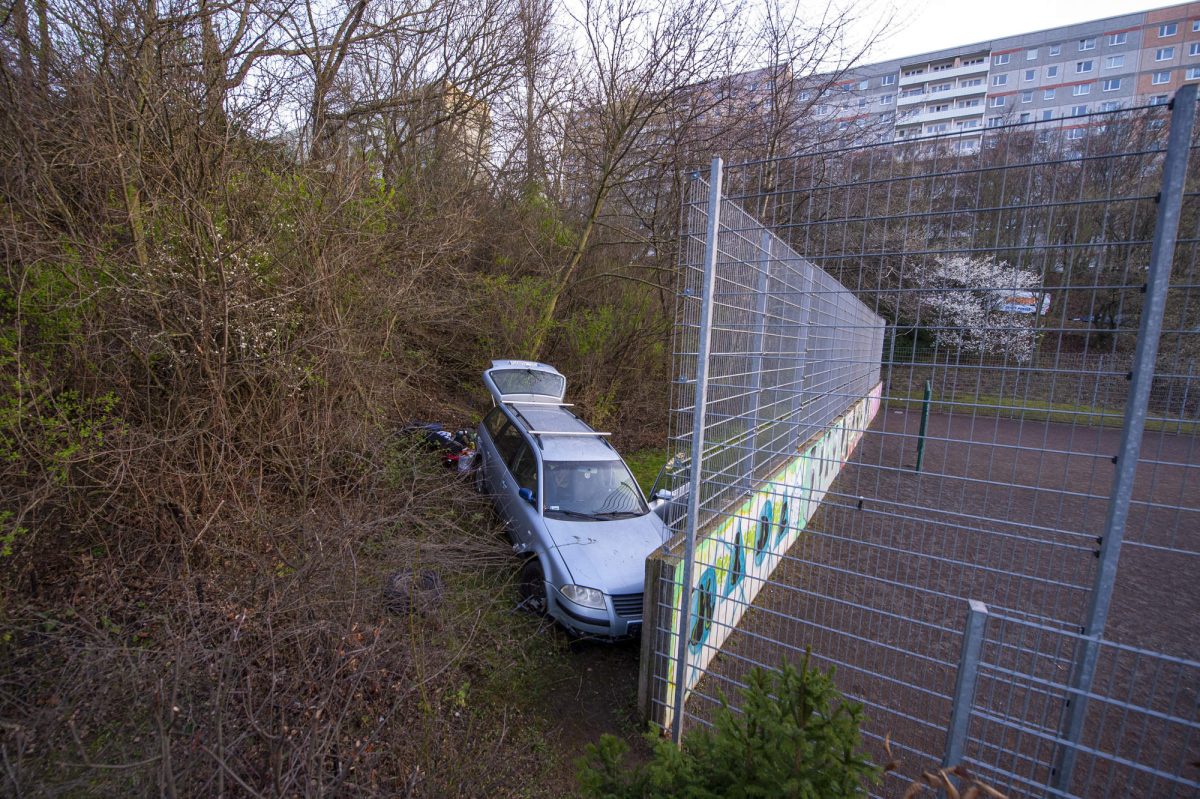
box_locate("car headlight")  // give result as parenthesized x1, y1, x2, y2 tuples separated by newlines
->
(560, 584, 606, 610)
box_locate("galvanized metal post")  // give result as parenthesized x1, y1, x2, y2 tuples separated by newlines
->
(1051, 82, 1197, 792)
(670, 157, 723, 744)
(943, 600, 989, 769)
(744, 229, 773, 492)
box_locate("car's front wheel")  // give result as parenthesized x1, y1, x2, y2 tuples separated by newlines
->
(517, 559, 548, 616)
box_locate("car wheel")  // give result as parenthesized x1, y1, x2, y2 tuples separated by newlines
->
(472, 455, 487, 494)
(517, 559, 548, 616)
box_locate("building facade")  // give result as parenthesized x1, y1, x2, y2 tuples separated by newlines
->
(826, 2, 1200, 143)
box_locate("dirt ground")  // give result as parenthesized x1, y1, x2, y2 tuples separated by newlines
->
(682, 409, 1200, 797)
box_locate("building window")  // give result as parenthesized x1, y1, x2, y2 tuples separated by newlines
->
(798, 91, 811, 100)
(931, 61, 954, 71)
(1101, 101, 1120, 111)
(958, 98, 980, 108)
(1194, 20, 1200, 32)
(961, 77, 984, 87)
(1026, 48, 1038, 60)
(994, 53, 1011, 65)
(903, 68, 924, 77)
(991, 95, 1006, 107)
(1067, 128, 1084, 140)
(1150, 93, 1169, 105)
(1024, 69, 1036, 81)
(1188, 66, 1200, 79)
(1073, 83, 1091, 95)
(1071, 104, 1088, 116)
(1192, 42, 1200, 56)
(1156, 46, 1175, 61)
(1076, 60, 1094, 73)
(927, 123, 948, 133)
(1106, 55, 1125, 68)
(1079, 37, 1096, 50)
(858, 80, 869, 90)
(1102, 78, 1121, 91)
(1046, 65, 1059, 78)
(1153, 70, 1171, 84)
(993, 74, 1009, 86)
(1019, 112, 1031, 122)
(956, 119, 980, 129)
(880, 94, 894, 104)
(883, 73, 896, 85)
(987, 116, 1004, 127)
(858, 97, 869, 106)
(963, 56, 985, 66)
(1044, 88, 1056, 99)
(930, 103, 950, 112)
(1050, 44, 1062, 56)
(1042, 109, 1054, 120)
(932, 82, 952, 92)
(1108, 32, 1128, 45)
(1021, 90, 1033, 102)
(1159, 22, 1178, 37)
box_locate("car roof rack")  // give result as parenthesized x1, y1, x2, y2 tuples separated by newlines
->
(525, 430, 611, 437)
(503, 400, 574, 407)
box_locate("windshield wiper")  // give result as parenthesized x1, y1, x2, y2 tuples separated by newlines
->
(546, 508, 598, 520)
(592, 510, 646, 520)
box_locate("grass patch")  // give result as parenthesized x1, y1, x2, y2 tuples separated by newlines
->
(886, 392, 1200, 434)
(624, 448, 669, 496)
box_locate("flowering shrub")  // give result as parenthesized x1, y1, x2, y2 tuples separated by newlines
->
(912, 255, 1043, 362)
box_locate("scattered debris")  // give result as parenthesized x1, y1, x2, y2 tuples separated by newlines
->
(382, 570, 445, 617)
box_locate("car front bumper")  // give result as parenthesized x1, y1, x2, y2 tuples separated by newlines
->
(548, 592, 642, 639)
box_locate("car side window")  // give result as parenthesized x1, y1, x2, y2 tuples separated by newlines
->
(510, 444, 538, 494)
(483, 406, 508, 438)
(492, 422, 525, 467)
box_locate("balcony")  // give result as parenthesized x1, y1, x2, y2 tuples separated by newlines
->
(897, 81, 989, 107)
(898, 60, 990, 87)
(899, 104, 987, 126)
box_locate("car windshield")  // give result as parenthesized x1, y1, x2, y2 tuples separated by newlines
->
(491, 368, 564, 399)
(543, 460, 648, 520)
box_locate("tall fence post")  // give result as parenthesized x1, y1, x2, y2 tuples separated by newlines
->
(670, 156, 723, 745)
(1051, 82, 1197, 792)
(743, 229, 773, 493)
(944, 600, 989, 769)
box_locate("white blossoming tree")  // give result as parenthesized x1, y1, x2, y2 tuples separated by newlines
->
(909, 255, 1044, 362)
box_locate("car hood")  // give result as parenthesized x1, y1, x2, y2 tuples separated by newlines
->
(546, 513, 670, 596)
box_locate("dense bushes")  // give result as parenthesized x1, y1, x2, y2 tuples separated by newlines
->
(578, 655, 879, 798)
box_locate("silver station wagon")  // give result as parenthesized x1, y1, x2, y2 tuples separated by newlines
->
(473, 360, 672, 638)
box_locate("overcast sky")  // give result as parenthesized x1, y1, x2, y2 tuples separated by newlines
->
(861, 0, 1168, 62)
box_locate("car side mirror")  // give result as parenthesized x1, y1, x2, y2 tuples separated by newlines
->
(652, 488, 675, 502)
(518, 487, 535, 505)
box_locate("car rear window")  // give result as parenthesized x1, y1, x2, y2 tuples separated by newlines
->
(491, 368, 564, 398)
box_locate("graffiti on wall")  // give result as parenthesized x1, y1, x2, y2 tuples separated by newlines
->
(655, 382, 882, 729)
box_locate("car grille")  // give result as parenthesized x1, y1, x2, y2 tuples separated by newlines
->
(611, 593, 643, 619)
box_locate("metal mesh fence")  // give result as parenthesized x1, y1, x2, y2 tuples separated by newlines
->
(642, 86, 1200, 798)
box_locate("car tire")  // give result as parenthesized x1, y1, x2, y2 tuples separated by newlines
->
(517, 559, 548, 616)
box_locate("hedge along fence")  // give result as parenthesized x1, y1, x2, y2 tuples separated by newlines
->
(638, 383, 882, 731)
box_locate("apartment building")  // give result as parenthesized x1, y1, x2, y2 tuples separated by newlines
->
(826, 2, 1200, 144)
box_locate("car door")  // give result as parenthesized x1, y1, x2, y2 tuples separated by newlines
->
(505, 442, 541, 548)
(482, 360, 567, 405)
(487, 421, 527, 524)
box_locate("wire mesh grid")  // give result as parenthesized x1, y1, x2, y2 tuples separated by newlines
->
(646, 92, 1200, 798)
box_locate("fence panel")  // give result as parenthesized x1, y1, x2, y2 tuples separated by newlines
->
(641, 88, 1200, 797)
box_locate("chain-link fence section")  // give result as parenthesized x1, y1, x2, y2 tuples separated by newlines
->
(640, 85, 1200, 798)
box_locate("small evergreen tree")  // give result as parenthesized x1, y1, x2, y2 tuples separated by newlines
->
(578, 653, 879, 798)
